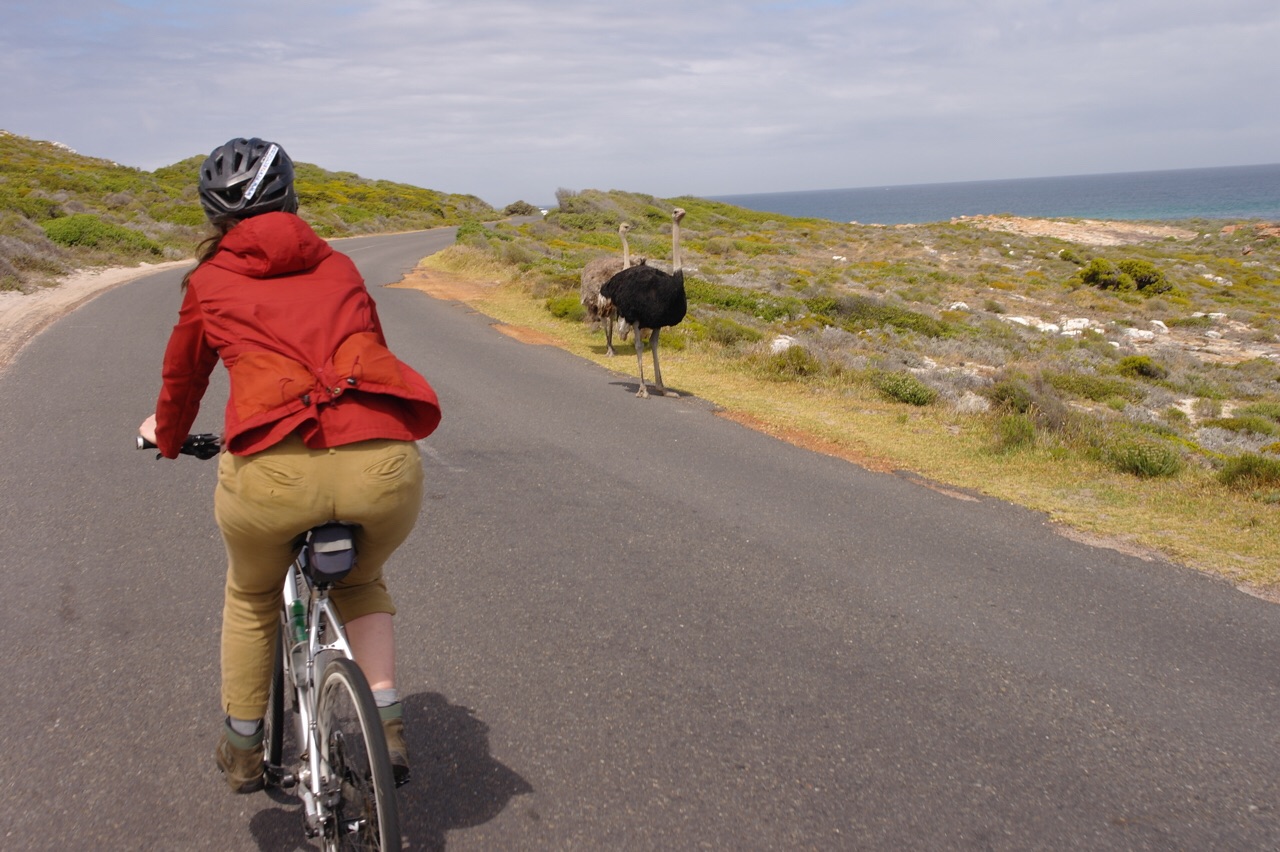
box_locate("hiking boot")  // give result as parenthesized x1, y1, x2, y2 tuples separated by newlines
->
(215, 723, 265, 794)
(381, 707, 411, 787)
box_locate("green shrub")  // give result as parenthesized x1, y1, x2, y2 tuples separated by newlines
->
(40, 214, 161, 255)
(545, 294, 585, 321)
(705, 317, 764, 346)
(1079, 258, 1128, 290)
(1047, 371, 1144, 403)
(1116, 259, 1171, 294)
(1166, 314, 1214, 330)
(872, 370, 937, 406)
(1217, 453, 1280, 491)
(1104, 438, 1183, 478)
(761, 345, 822, 379)
(1238, 402, 1280, 425)
(986, 376, 1035, 414)
(993, 413, 1036, 452)
(1115, 355, 1168, 381)
(1200, 416, 1280, 437)
(503, 200, 541, 216)
(1078, 257, 1170, 295)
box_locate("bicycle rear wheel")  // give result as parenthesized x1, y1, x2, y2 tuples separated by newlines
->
(263, 622, 286, 775)
(316, 656, 401, 851)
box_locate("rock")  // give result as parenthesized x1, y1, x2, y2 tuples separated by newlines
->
(770, 335, 798, 354)
(954, 391, 991, 414)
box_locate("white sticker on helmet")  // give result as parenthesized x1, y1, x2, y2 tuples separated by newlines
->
(242, 143, 279, 202)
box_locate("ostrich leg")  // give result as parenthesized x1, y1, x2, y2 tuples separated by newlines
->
(650, 328, 669, 397)
(633, 328, 650, 398)
(604, 310, 617, 357)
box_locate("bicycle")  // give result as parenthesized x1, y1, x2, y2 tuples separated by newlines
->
(139, 433, 401, 851)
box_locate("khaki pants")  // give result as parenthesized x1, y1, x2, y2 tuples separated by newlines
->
(213, 435, 424, 719)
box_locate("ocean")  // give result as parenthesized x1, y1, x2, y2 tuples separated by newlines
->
(708, 163, 1280, 226)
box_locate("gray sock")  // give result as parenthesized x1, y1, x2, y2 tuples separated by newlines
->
(372, 688, 399, 708)
(227, 716, 262, 738)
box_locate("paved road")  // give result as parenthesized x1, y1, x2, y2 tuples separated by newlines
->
(1, 228, 1277, 850)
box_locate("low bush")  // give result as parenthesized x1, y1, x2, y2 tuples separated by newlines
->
(40, 214, 161, 255)
(759, 345, 823, 379)
(545, 293, 585, 322)
(1217, 453, 1280, 491)
(993, 413, 1037, 452)
(1104, 437, 1183, 478)
(1200, 416, 1280, 437)
(503, 201, 541, 216)
(1078, 257, 1171, 295)
(1238, 402, 1280, 425)
(871, 370, 937, 406)
(705, 317, 764, 346)
(1115, 354, 1169, 380)
(1047, 371, 1144, 403)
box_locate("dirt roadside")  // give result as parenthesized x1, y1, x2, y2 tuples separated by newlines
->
(0, 261, 189, 371)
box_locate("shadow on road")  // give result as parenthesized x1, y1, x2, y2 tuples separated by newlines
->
(399, 691, 532, 850)
(244, 691, 530, 850)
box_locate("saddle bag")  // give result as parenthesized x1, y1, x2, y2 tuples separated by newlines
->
(302, 523, 357, 585)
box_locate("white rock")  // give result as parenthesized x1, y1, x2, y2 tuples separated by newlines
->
(1149, 320, 1169, 334)
(949, 301, 970, 311)
(770, 335, 798, 354)
(1124, 328, 1156, 341)
(954, 391, 991, 414)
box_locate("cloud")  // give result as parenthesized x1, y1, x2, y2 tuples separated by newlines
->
(3, 0, 1278, 205)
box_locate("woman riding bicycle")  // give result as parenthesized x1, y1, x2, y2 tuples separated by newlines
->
(139, 137, 440, 793)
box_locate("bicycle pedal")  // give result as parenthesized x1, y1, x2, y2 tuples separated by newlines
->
(265, 765, 298, 789)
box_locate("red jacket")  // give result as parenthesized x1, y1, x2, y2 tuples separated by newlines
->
(154, 212, 441, 459)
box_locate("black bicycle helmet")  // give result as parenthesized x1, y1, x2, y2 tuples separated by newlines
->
(198, 137, 299, 220)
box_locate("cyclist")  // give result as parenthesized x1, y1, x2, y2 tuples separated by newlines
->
(139, 137, 441, 793)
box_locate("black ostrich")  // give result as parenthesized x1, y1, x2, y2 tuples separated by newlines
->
(598, 207, 687, 398)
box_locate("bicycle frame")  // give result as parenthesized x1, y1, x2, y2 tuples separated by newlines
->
(280, 553, 358, 838)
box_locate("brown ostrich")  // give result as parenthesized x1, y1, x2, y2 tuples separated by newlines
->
(579, 222, 641, 356)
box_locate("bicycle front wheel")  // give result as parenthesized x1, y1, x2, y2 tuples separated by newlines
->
(316, 656, 401, 851)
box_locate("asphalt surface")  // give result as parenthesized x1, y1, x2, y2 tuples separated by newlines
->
(1, 227, 1277, 850)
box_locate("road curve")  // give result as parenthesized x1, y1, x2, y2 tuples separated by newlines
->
(1, 227, 1277, 850)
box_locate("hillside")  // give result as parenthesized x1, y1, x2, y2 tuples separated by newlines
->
(0, 130, 500, 291)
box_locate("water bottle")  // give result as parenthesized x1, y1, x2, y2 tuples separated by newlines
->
(290, 599, 306, 644)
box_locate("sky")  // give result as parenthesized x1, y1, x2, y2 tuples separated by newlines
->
(4, 0, 1279, 207)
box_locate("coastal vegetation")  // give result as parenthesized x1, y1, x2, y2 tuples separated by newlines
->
(418, 188, 1280, 592)
(3, 130, 1278, 593)
(0, 130, 500, 290)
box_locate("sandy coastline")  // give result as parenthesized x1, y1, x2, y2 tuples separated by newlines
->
(0, 261, 189, 371)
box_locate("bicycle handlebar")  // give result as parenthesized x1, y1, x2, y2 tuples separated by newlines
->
(136, 433, 221, 460)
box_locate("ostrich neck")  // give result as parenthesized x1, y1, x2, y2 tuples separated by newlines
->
(671, 220, 682, 272)
(622, 232, 631, 268)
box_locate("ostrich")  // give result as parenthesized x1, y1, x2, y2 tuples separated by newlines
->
(598, 207, 687, 398)
(579, 222, 640, 356)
